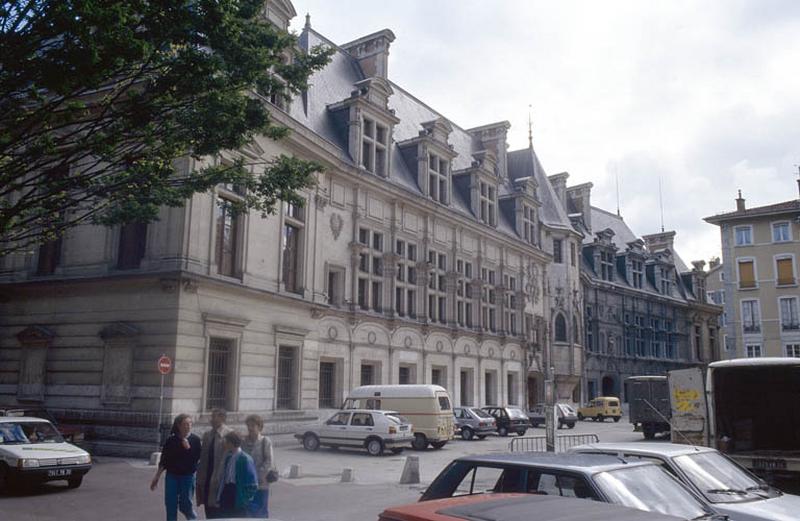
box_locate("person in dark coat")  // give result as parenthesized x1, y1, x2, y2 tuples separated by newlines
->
(216, 431, 258, 518)
(150, 414, 202, 521)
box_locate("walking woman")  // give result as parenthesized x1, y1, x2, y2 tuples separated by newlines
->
(151, 413, 202, 521)
(242, 414, 274, 518)
(217, 431, 258, 518)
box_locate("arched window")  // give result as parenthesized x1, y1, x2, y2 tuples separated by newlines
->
(555, 313, 567, 343)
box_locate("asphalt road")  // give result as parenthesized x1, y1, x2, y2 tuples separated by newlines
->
(0, 420, 713, 521)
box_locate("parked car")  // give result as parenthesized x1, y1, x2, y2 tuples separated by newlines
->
(343, 385, 454, 450)
(577, 396, 622, 422)
(0, 408, 85, 443)
(528, 403, 578, 429)
(571, 442, 800, 521)
(453, 407, 495, 441)
(481, 406, 528, 437)
(295, 409, 413, 456)
(380, 493, 686, 521)
(420, 452, 724, 520)
(0, 415, 92, 491)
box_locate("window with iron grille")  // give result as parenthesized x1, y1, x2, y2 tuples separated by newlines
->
(360, 363, 376, 386)
(277, 345, 298, 410)
(431, 366, 445, 387)
(206, 337, 234, 411)
(318, 361, 336, 408)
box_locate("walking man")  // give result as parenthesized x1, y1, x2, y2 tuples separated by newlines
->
(196, 408, 232, 519)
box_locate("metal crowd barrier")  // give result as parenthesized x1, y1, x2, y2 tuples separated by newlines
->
(509, 433, 600, 453)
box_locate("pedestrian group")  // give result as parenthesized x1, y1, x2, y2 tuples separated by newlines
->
(150, 409, 277, 520)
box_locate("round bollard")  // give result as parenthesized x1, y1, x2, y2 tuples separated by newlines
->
(399, 455, 420, 484)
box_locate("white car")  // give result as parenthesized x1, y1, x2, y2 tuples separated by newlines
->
(571, 442, 800, 521)
(0, 416, 92, 491)
(295, 409, 413, 456)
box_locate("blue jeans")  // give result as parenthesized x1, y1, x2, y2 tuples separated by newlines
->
(247, 488, 269, 518)
(164, 473, 197, 521)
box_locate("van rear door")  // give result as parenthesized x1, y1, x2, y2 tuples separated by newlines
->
(667, 367, 708, 446)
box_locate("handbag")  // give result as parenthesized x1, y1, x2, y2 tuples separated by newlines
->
(262, 436, 279, 483)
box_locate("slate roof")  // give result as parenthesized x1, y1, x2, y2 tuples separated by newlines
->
(704, 199, 800, 224)
(586, 206, 638, 248)
(290, 27, 575, 242)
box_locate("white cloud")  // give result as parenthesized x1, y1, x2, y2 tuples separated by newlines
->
(290, 0, 800, 263)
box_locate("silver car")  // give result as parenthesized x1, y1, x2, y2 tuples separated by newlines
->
(453, 407, 496, 440)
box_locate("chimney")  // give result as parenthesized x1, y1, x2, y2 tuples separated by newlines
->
(735, 189, 746, 212)
(709, 257, 721, 269)
(642, 230, 676, 253)
(342, 29, 396, 80)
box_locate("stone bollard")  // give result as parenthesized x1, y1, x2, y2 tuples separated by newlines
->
(288, 464, 302, 479)
(341, 467, 355, 483)
(149, 452, 161, 466)
(399, 455, 420, 484)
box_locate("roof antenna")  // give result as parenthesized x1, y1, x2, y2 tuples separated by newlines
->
(658, 177, 665, 232)
(615, 165, 621, 217)
(528, 104, 533, 149)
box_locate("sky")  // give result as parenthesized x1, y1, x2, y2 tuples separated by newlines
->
(289, 0, 800, 265)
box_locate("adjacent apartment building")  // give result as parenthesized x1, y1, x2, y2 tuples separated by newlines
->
(704, 184, 800, 359)
(564, 183, 722, 401)
(0, 1, 584, 453)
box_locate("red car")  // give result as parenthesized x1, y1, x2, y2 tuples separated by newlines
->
(379, 493, 685, 521)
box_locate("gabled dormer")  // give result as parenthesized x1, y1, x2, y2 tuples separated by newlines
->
(591, 228, 617, 282)
(646, 249, 675, 295)
(623, 239, 646, 289)
(397, 118, 458, 204)
(467, 121, 511, 179)
(501, 175, 541, 246)
(453, 149, 499, 227)
(327, 76, 399, 177)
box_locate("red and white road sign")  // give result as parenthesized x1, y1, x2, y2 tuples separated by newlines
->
(158, 355, 172, 375)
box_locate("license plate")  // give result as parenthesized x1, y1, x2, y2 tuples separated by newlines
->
(399, 425, 408, 431)
(752, 458, 787, 470)
(48, 468, 72, 477)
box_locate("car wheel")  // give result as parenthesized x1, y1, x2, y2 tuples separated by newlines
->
(567, 422, 575, 429)
(516, 430, 527, 436)
(412, 433, 428, 450)
(366, 438, 384, 456)
(497, 426, 508, 437)
(67, 476, 83, 489)
(476, 435, 487, 440)
(613, 416, 621, 423)
(431, 441, 447, 449)
(643, 424, 656, 440)
(597, 414, 604, 422)
(390, 448, 404, 455)
(303, 433, 320, 451)
(577, 413, 584, 421)
(557, 421, 564, 429)
(461, 427, 474, 441)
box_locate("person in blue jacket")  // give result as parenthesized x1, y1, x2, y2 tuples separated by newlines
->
(216, 430, 258, 518)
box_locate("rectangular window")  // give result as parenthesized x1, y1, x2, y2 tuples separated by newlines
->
(786, 344, 800, 358)
(741, 300, 761, 333)
(570, 242, 577, 267)
(631, 259, 644, 289)
(776, 257, 795, 286)
(553, 239, 563, 264)
(479, 181, 496, 226)
(117, 222, 148, 270)
(399, 364, 416, 385)
(600, 251, 614, 281)
(484, 371, 497, 405)
(327, 266, 345, 306)
(277, 345, 298, 410)
(522, 205, 536, 245)
(746, 344, 762, 358)
(738, 259, 756, 289)
(357, 228, 384, 313)
(735, 226, 753, 246)
(460, 369, 473, 406)
(428, 153, 448, 203)
(772, 222, 791, 243)
(431, 366, 445, 387)
(215, 196, 240, 277)
(361, 117, 388, 176)
(282, 223, 301, 293)
(36, 237, 62, 275)
(206, 337, 234, 411)
(427, 250, 447, 324)
(319, 361, 336, 408)
(507, 373, 518, 405)
(360, 363, 376, 386)
(780, 297, 799, 330)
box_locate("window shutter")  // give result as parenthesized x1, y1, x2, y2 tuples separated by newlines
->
(777, 258, 795, 285)
(738, 261, 756, 288)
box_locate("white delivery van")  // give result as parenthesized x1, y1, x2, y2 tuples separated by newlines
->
(343, 385, 454, 450)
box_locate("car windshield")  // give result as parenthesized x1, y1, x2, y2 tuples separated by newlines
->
(594, 464, 710, 519)
(471, 408, 493, 419)
(507, 408, 527, 419)
(558, 404, 576, 415)
(0, 421, 64, 444)
(673, 451, 774, 503)
(384, 414, 409, 425)
(438, 396, 451, 411)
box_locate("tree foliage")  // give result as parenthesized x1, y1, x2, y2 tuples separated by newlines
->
(0, 0, 332, 255)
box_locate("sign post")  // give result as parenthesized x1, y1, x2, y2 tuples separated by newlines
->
(545, 365, 556, 452)
(156, 355, 172, 451)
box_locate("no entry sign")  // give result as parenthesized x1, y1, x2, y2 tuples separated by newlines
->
(158, 355, 172, 375)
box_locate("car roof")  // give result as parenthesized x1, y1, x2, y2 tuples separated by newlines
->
(383, 493, 684, 521)
(0, 416, 50, 423)
(453, 452, 653, 473)
(573, 442, 715, 458)
(709, 357, 800, 369)
(348, 385, 448, 398)
(336, 409, 400, 415)
(590, 396, 619, 400)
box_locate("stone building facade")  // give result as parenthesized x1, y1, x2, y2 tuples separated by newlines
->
(565, 183, 722, 402)
(0, 1, 583, 453)
(704, 185, 800, 359)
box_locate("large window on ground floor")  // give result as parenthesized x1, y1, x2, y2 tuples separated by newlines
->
(206, 337, 236, 411)
(431, 366, 447, 388)
(460, 369, 474, 406)
(276, 345, 299, 410)
(399, 364, 417, 385)
(507, 372, 519, 406)
(484, 370, 497, 406)
(360, 362, 380, 386)
(786, 344, 800, 358)
(318, 359, 341, 409)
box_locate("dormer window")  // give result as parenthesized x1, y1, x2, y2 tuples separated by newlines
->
(479, 181, 496, 226)
(631, 259, 644, 288)
(522, 205, 536, 245)
(600, 251, 614, 281)
(361, 117, 388, 176)
(428, 153, 449, 204)
(661, 267, 672, 294)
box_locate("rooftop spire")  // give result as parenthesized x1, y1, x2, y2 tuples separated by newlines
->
(304, 12, 311, 30)
(527, 105, 533, 149)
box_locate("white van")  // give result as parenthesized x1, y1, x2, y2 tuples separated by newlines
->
(343, 385, 454, 450)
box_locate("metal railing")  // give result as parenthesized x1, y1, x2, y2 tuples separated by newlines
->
(509, 433, 600, 453)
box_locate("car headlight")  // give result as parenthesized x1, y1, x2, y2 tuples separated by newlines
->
(18, 458, 40, 468)
(77, 454, 91, 465)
